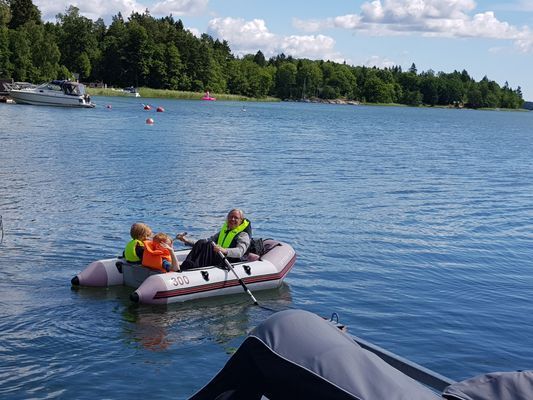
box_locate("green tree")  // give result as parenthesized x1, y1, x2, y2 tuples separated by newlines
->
(230, 61, 271, 97)
(146, 42, 167, 88)
(0, 0, 11, 26)
(0, 0, 10, 76)
(361, 70, 394, 103)
(76, 52, 91, 79)
(100, 14, 127, 85)
(164, 43, 182, 89)
(419, 71, 439, 106)
(122, 20, 151, 85)
(274, 61, 296, 98)
(22, 21, 61, 81)
(55, 6, 100, 80)
(8, 28, 31, 80)
(8, 0, 40, 29)
(397, 69, 421, 105)
(478, 76, 500, 108)
(212, 39, 233, 80)
(227, 58, 248, 95)
(253, 50, 266, 67)
(0, 25, 11, 76)
(297, 59, 323, 99)
(466, 83, 482, 108)
(437, 72, 465, 105)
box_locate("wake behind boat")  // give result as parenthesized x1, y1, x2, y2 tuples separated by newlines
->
(9, 80, 95, 108)
(71, 239, 296, 305)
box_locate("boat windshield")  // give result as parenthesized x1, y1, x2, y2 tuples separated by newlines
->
(39, 82, 63, 92)
(38, 81, 86, 96)
(62, 82, 85, 96)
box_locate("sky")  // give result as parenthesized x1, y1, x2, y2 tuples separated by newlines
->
(33, 0, 533, 100)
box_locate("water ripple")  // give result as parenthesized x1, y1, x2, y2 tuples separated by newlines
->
(1, 101, 532, 397)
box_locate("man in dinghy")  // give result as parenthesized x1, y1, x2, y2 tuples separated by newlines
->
(177, 209, 251, 270)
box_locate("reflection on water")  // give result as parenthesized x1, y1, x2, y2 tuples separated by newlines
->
(119, 284, 293, 353)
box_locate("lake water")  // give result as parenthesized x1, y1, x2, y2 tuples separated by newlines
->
(1, 97, 532, 399)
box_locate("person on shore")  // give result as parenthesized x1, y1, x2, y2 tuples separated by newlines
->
(142, 232, 180, 272)
(177, 209, 251, 270)
(123, 222, 152, 263)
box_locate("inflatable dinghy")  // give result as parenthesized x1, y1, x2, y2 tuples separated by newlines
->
(190, 309, 533, 400)
(71, 239, 296, 305)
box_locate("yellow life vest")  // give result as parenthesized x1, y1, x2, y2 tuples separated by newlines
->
(124, 239, 144, 262)
(217, 219, 250, 248)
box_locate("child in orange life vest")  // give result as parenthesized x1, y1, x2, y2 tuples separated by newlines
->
(142, 232, 180, 272)
(123, 222, 152, 263)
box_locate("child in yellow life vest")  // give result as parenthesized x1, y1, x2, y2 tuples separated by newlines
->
(123, 222, 152, 263)
(142, 232, 180, 272)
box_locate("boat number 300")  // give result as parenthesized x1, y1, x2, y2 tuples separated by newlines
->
(171, 276, 190, 286)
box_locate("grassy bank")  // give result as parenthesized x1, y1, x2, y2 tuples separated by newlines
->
(87, 87, 280, 102)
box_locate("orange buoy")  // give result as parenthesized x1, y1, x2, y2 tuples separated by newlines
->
(156, 106, 164, 112)
(146, 118, 154, 125)
(144, 104, 151, 110)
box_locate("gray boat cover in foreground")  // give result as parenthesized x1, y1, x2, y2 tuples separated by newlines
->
(443, 370, 533, 400)
(189, 309, 440, 400)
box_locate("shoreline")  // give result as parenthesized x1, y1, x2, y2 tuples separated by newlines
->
(10, 86, 528, 111)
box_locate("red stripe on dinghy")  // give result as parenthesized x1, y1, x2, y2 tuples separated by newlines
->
(153, 254, 296, 300)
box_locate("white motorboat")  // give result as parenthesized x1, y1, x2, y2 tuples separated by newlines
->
(71, 239, 296, 305)
(123, 86, 141, 97)
(9, 80, 95, 108)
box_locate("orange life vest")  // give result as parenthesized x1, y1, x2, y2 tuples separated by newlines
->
(142, 240, 171, 272)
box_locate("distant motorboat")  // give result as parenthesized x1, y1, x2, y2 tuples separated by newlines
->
(123, 86, 141, 97)
(9, 80, 95, 108)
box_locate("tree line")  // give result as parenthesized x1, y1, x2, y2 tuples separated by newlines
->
(0, 0, 524, 109)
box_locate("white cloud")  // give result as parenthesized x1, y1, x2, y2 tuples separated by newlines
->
(292, 17, 328, 33)
(360, 0, 476, 23)
(35, 0, 144, 22)
(207, 17, 276, 54)
(333, 14, 362, 30)
(365, 55, 397, 68)
(292, 0, 533, 53)
(515, 34, 533, 53)
(151, 0, 209, 17)
(187, 27, 202, 37)
(207, 17, 343, 61)
(34, 0, 208, 23)
(280, 34, 342, 61)
(293, 14, 362, 32)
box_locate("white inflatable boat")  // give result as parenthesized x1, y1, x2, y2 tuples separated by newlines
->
(71, 239, 296, 305)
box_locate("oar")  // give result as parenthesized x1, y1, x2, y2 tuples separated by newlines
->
(216, 248, 259, 306)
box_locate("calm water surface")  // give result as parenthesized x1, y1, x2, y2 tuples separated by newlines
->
(1, 98, 532, 399)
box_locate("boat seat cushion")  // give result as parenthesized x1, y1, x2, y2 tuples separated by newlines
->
(443, 370, 533, 400)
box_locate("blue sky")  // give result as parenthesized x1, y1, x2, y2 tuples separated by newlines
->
(34, 0, 533, 100)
